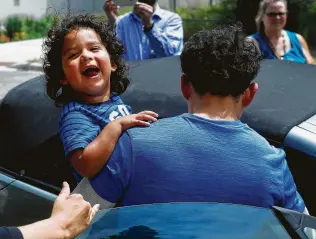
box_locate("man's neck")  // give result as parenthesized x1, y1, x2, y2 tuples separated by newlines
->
(188, 94, 242, 121)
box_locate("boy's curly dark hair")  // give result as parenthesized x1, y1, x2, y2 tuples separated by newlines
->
(180, 22, 262, 97)
(43, 13, 129, 105)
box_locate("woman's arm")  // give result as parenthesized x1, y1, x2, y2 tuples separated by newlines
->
(297, 34, 316, 65)
(19, 182, 99, 239)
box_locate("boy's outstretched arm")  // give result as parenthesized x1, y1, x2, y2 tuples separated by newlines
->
(70, 111, 158, 178)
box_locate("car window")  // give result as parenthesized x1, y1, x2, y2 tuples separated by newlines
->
(77, 203, 291, 239)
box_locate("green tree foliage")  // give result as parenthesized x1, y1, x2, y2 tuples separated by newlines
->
(5, 15, 23, 40)
(176, 0, 236, 41)
(4, 15, 57, 41)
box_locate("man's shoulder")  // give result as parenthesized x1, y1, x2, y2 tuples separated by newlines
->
(117, 11, 134, 23)
(128, 115, 185, 136)
(156, 7, 181, 20)
(243, 124, 286, 157)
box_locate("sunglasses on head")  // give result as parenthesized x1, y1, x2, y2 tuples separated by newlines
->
(266, 12, 287, 17)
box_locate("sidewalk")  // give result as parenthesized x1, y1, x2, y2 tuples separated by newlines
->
(0, 38, 43, 71)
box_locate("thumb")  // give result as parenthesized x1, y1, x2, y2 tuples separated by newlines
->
(58, 181, 70, 200)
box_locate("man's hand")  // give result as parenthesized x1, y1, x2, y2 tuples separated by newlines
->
(133, 2, 154, 28)
(50, 182, 99, 239)
(117, 110, 158, 131)
(103, 0, 119, 25)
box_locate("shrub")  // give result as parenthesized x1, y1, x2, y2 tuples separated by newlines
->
(297, 1, 316, 46)
(22, 15, 57, 40)
(0, 34, 9, 43)
(5, 15, 23, 40)
(3, 15, 56, 42)
(177, 0, 236, 41)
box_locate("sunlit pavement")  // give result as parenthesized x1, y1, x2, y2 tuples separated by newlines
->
(0, 39, 43, 65)
(0, 69, 42, 100)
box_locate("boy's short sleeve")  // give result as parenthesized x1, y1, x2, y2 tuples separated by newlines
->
(89, 132, 133, 203)
(59, 111, 101, 156)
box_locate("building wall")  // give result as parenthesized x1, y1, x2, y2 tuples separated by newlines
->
(46, 0, 106, 14)
(52, 0, 220, 14)
(0, 0, 48, 21)
(46, 0, 220, 15)
(0, 0, 221, 22)
(159, 0, 218, 10)
(46, 0, 69, 14)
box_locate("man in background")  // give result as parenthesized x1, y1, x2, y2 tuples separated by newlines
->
(104, 0, 183, 61)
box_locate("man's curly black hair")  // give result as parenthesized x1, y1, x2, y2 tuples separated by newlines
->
(42, 13, 129, 105)
(180, 22, 262, 97)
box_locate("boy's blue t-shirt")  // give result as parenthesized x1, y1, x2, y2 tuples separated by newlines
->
(59, 95, 131, 180)
(89, 113, 306, 212)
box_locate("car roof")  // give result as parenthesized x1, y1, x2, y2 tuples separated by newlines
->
(77, 202, 293, 239)
(123, 57, 316, 144)
(1, 57, 316, 188)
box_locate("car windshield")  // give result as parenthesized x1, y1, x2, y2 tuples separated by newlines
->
(76, 202, 290, 239)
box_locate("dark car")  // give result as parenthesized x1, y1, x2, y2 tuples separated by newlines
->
(75, 202, 316, 239)
(1, 57, 316, 229)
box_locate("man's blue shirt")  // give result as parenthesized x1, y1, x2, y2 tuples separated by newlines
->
(116, 5, 183, 61)
(90, 113, 305, 212)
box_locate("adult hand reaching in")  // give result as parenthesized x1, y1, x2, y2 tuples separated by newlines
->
(18, 182, 99, 239)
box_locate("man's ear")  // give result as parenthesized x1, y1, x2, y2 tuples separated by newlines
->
(242, 82, 258, 108)
(181, 74, 191, 100)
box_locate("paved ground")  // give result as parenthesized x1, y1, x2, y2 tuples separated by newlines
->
(0, 68, 42, 100)
(0, 39, 43, 65)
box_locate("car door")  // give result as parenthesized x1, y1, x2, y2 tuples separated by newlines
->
(0, 168, 56, 226)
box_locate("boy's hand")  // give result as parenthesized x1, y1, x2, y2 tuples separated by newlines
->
(118, 111, 158, 131)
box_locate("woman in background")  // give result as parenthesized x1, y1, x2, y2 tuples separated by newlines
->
(250, 0, 315, 64)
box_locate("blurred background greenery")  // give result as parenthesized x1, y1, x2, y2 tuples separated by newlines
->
(0, 15, 57, 42)
(1, 0, 316, 46)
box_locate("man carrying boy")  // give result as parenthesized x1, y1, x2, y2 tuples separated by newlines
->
(75, 23, 306, 213)
(103, 0, 183, 61)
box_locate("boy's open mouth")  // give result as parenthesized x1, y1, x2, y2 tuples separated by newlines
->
(81, 66, 100, 77)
